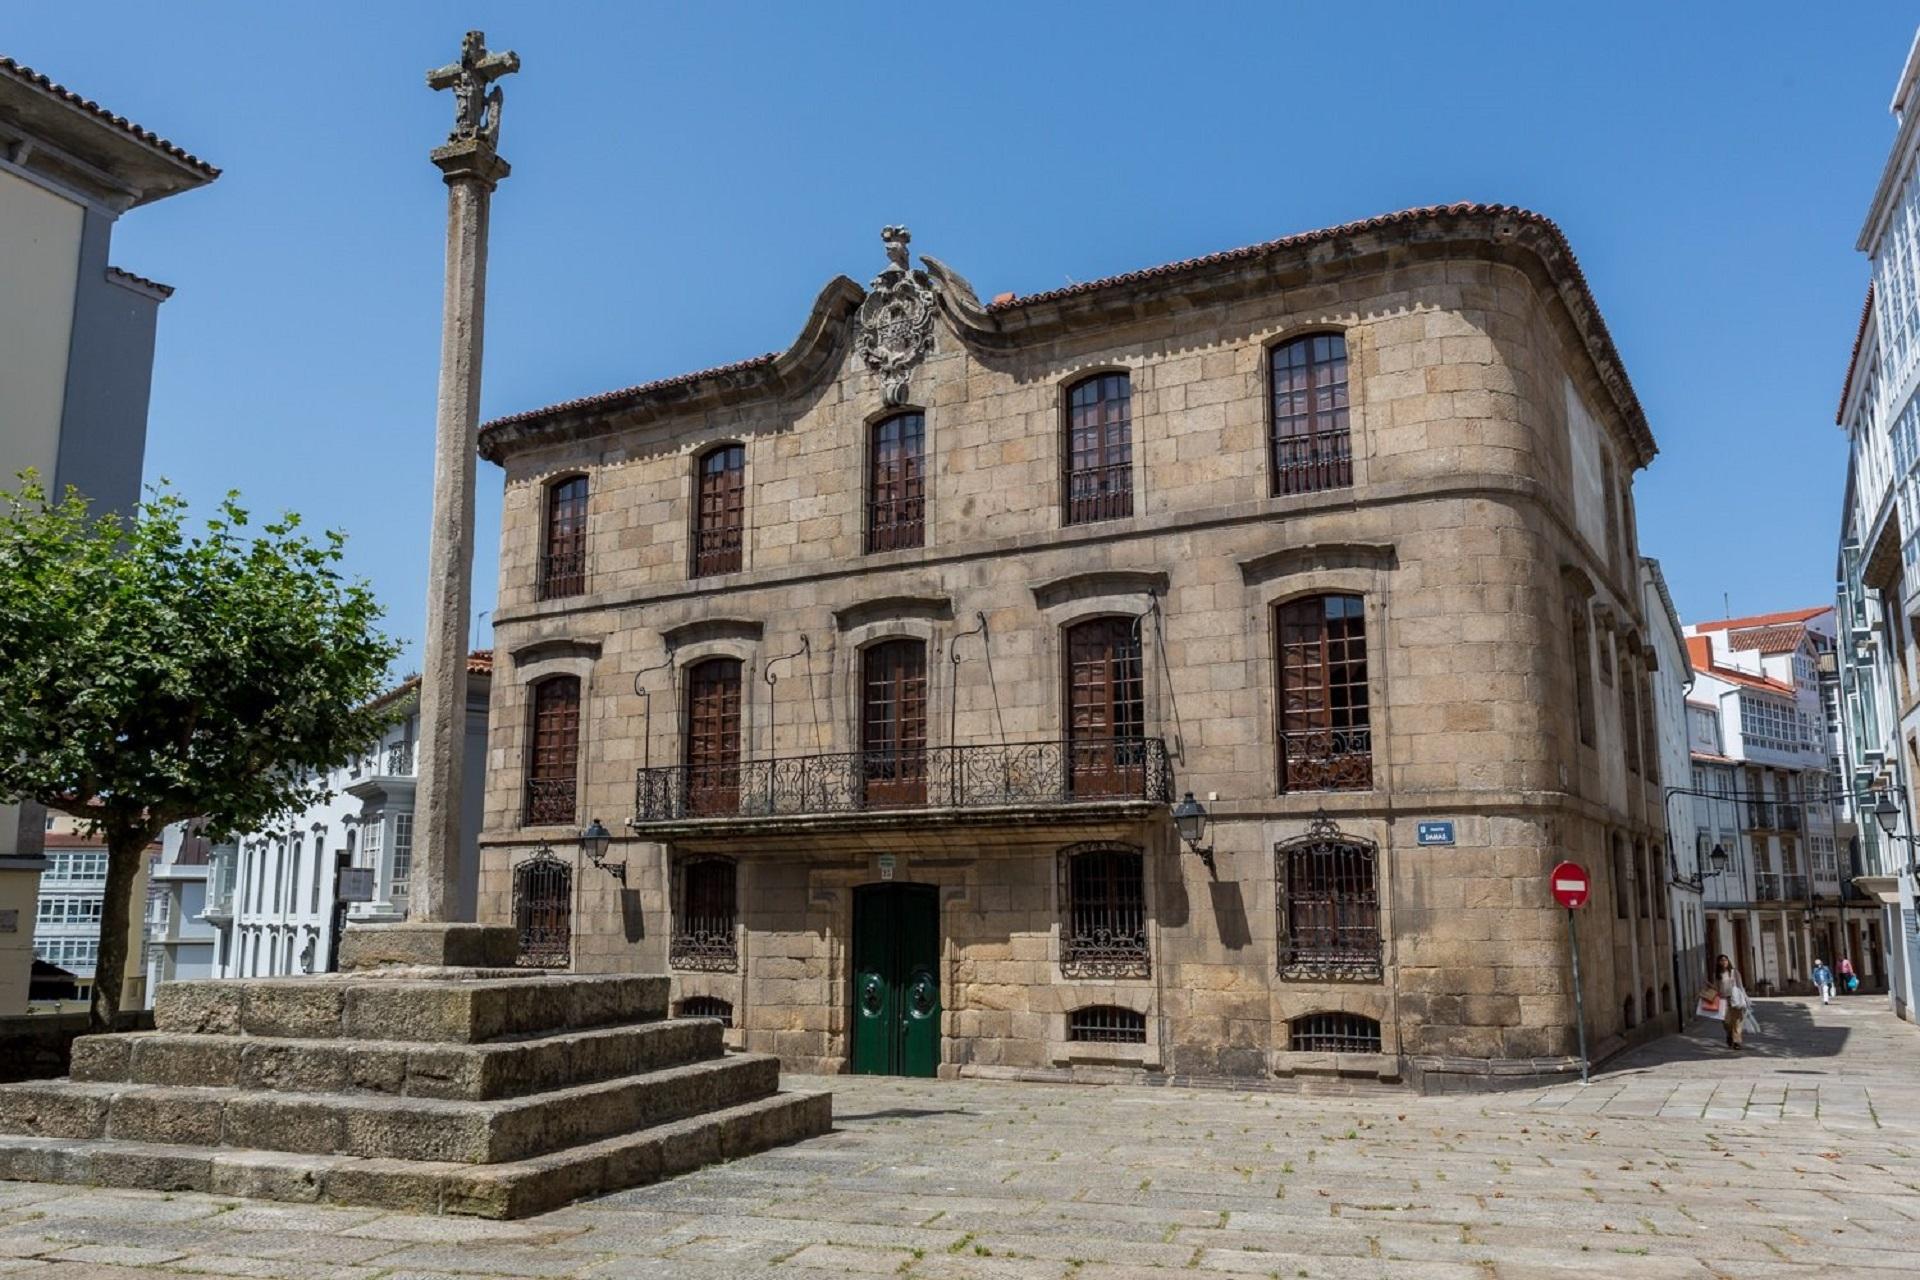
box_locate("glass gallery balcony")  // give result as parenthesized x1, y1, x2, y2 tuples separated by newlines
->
(631, 737, 1173, 833)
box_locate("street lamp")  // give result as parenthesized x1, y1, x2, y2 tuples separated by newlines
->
(579, 818, 623, 884)
(1170, 792, 1214, 869)
(1708, 844, 1730, 877)
(1873, 793, 1901, 839)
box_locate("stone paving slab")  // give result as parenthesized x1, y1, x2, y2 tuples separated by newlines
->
(0, 995, 1914, 1276)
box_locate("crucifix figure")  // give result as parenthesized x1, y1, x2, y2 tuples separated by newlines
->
(427, 29, 521, 146)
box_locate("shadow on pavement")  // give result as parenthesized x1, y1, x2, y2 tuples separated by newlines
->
(1598, 998, 1851, 1075)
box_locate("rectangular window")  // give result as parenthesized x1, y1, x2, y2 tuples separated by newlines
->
(526, 676, 582, 825)
(685, 659, 744, 817)
(1278, 832, 1381, 976)
(540, 476, 590, 599)
(862, 640, 928, 806)
(391, 813, 413, 900)
(670, 858, 737, 971)
(1270, 334, 1352, 495)
(1065, 617, 1147, 796)
(1621, 659, 1641, 777)
(1065, 374, 1133, 524)
(692, 444, 745, 577)
(361, 818, 383, 877)
(1570, 606, 1596, 748)
(1059, 845, 1149, 978)
(867, 413, 926, 552)
(1275, 595, 1372, 792)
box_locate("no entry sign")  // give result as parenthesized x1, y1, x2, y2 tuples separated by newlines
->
(1550, 861, 1591, 909)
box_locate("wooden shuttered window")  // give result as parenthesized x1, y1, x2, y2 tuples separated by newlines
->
(862, 639, 927, 806)
(693, 444, 745, 577)
(1270, 333, 1352, 496)
(525, 677, 581, 825)
(1275, 595, 1372, 792)
(684, 658, 743, 816)
(1064, 617, 1145, 796)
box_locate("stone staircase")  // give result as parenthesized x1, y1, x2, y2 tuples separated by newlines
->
(0, 970, 829, 1217)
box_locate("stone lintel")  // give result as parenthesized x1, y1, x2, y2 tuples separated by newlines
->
(339, 922, 519, 972)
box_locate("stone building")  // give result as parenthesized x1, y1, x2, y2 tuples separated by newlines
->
(475, 204, 1671, 1090)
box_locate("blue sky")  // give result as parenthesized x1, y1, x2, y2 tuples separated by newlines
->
(9, 4, 1914, 666)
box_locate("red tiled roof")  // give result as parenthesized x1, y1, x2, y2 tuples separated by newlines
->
(1837, 284, 1875, 427)
(1725, 623, 1809, 655)
(0, 55, 219, 178)
(1692, 606, 1832, 633)
(482, 203, 1651, 462)
(1690, 750, 1736, 765)
(369, 649, 493, 712)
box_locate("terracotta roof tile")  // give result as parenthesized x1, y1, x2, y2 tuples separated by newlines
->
(1691, 606, 1832, 633)
(483, 353, 778, 433)
(105, 266, 173, 298)
(1837, 284, 1874, 427)
(0, 55, 219, 178)
(1725, 623, 1809, 655)
(1685, 634, 1797, 695)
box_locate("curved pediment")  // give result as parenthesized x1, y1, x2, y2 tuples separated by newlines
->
(660, 618, 765, 649)
(1238, 544, 1396, 586)
(833, 596, 955, 631)
(1031, 570, 1169, 610)
(508, 636, 604, 665)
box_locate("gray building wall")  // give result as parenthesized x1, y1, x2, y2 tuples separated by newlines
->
(53, 207, 162, 516)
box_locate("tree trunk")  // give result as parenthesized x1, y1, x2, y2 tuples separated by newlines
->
(88, 832, 146, 1032)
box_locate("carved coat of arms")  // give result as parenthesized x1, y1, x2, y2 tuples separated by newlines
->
(857, 225, 937, 406)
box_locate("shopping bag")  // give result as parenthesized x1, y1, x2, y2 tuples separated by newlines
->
(1847, 975, 1860, 992)
(1695, 989, 1725, 1022)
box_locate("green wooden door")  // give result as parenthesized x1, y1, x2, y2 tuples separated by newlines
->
(850, 883, 941, 1077)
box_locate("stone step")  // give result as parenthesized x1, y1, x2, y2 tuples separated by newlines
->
(153, 972, 669, 1044)
(0, 1053, 780, 1165)
(69, 1016, 724, 1101)
(0, 1087, 832, 1218)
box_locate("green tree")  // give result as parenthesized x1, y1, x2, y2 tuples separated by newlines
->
(0, 478, 400, 1029)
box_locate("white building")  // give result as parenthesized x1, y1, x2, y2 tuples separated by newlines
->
(1686, 609, 1867, 993)
(202, 654, 491, 977)
(140, 822, 219, 1005)
(1834, 27, 1920, 1024)
(30, 811, 153, 1009)
(1642, 559, 1706, 1004)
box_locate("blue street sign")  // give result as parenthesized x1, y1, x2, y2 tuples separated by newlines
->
(1416, 821, 1455, 846)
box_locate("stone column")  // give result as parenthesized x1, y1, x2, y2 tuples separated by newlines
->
(412, 139, 507, 924)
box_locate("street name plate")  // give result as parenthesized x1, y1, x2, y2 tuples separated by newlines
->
(1416, 821, 1455, 846)
(337, 867, 376, 903)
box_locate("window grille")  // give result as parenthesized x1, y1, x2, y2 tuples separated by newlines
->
(526, 676, 581, 825)
(1067, 1005, 1146, 1044)
(512, 849, 572, 968)
(670, 857, 737, 971)
(677, 995, 733, 1026)
(1270, 333, 1351, 495)
(1058, 844, 1148, 978)
(685, 658, 743, 817)
(693, 444, 745, 576)
(867, 413, 926, 552)
(1276, 817, 1381, 977)
(1275, 595, 1372, 792)
(540, 475, 589, 599)
(1287, 1012, 1380, 1054)
(1065, 373, 1133, 524)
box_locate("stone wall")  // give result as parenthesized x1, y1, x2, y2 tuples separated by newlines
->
(477, 213, 1671, 1088)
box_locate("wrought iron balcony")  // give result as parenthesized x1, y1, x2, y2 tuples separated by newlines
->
(1752, 872, 1810, 902)
(633, 737, 1173, 827)
(1278, 727, 1373, 793)
(1065, 462, 1134, 524)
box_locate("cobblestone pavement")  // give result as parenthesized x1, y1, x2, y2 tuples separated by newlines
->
(1, 996, 1916, 1278)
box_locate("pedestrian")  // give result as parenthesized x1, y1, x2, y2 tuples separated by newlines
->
(1839, 956, 1857, 994)
(1714, 954, 1750, 1049)
(1812, 958, 1834, 1005)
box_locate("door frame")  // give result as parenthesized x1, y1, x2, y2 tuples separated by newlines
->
(848, 880, 942, 1077)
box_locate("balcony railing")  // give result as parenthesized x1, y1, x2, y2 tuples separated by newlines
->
(385, 742, 415, 776)
(1278, 727, 1373, 793)
(1752, 872, 1810, 901)
(1065, 462, 1133, 524)
(692, 525, 743, 578)
(539, 546, 587, 600)
(525, 777, 578, 826)
(865, 498, 925, 553)
(634, 737, 1173, 824)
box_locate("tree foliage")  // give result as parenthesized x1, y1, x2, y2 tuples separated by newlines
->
(0, 477, 401, 1027)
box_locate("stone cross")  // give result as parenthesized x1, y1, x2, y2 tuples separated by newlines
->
(409, 30, 519, 926)
(426, 30, 521, 146)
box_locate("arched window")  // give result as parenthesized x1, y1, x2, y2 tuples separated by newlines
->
(1277, 821, 1381, 977)
(1269, 333, 1351, 495)
(677, 995, 734, 1026)
(692, 444, 746, 577)
(1064, 373, 1132, 524)
(540, 475, 589, 599)
(867, 413, 926, 552)
(1058, 843, 1148, 978)
(670, 857, 737, 971)
(1622, 993, 1637, 1028)
(1067, 1005, 1146, 1044)
(684, 658, 743, 816)
(525, 676, 581, 825)
(512, 848, 572, 968)
(1275, 594, 1371, 792)
(1064, 617, 1145, 795)
(1288, 1012, 1380, 1054)
(863, 639, 927, 806)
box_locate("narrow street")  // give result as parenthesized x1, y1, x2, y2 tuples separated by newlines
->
(1, 997, 1914, 1278)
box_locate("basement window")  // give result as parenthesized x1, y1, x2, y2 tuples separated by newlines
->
(1066, 1005, 1146, 1044)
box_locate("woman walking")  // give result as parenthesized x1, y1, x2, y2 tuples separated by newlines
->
(1714, 954, 1750, 1049)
